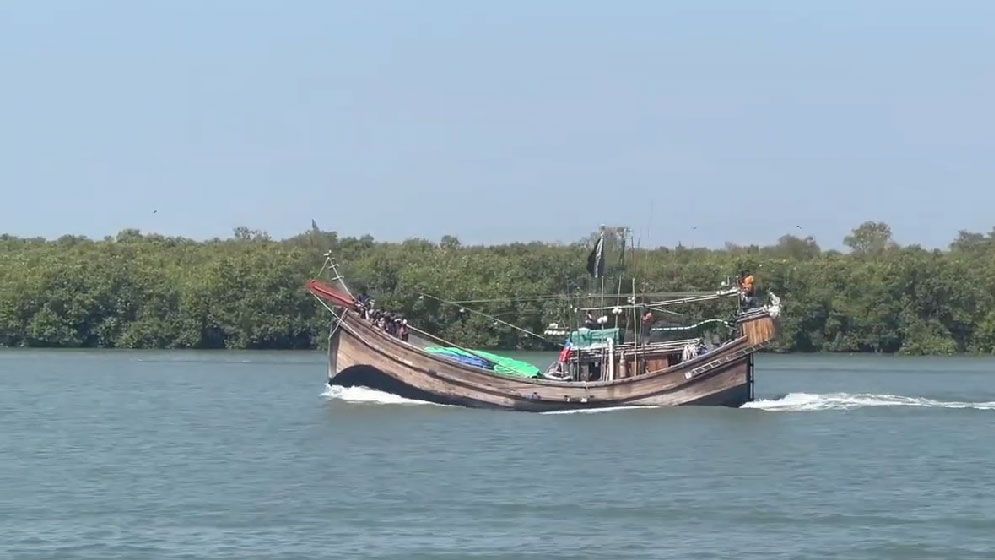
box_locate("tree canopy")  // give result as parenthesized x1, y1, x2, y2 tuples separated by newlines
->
(1, 223, 994, 355)
(844, 221, 897, 255)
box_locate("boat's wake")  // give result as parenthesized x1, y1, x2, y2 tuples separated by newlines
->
(323, 386, 995, 413)
(540, 406, 660, 415)
(322, 385, 441, 406)
(743, 392, 995, 412)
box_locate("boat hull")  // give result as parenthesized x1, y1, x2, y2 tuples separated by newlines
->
(327, 311, 759, 411)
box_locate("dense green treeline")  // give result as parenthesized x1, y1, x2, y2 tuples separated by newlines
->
(2, 222, 995, 354)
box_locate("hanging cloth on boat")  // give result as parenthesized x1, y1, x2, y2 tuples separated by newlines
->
(682, 343, 699, 362)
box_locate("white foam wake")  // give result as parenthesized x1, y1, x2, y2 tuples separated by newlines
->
(322, 385, 441, 406)
(743, 392, 995, 412)
(540, 405, 659, 415)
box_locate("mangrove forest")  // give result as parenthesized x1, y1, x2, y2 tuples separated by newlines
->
(2, 221, 995, 355)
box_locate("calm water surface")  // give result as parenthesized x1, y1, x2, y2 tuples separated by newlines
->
(2, 350, 995, 559)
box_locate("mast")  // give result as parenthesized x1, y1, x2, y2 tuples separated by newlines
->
(586, 224, 631, 331)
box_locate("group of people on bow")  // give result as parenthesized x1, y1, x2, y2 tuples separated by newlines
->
(356, 293, 410, 342)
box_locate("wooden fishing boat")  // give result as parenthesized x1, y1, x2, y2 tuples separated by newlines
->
(308, 240, 782, 411)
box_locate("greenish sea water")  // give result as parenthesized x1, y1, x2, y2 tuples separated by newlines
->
(2, 351, 994, 559)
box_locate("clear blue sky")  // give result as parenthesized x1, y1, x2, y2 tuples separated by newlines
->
(1, 1, 993, 248)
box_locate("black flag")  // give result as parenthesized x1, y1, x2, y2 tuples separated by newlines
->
(587, 235, 605, 278)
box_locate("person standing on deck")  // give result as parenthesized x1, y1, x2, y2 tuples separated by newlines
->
(357, 292, 372, 319)
(584, 312, 596, 330)
(556, 341, 573, 374)
(641, 309, 655, 344)
(739, 273, 756, 310)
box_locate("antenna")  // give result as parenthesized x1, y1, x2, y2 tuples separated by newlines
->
(646, 199, 654, 249)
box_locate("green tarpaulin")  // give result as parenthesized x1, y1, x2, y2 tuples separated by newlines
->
(424, 346, 541, 378)
(568, 328, 621, 348)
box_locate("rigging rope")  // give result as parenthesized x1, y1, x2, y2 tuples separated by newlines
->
(417, 292, 557, 345)
(443, 290, 727, 305)
(576, 288, 739, 311)
(311, 293, 338, 316)
(651, 318, 733, 333)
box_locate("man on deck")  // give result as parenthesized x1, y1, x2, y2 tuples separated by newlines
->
(739, 273, 756, 309)
(584, 312, 596, 330)
(641, 309, 654, 344)
(556, 341, 573, 374)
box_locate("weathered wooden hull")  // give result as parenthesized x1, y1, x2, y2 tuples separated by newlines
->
(327, 311, 764, 411)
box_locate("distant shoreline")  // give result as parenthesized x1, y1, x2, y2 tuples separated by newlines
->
(0, 346, 987, 358)
(3, 223, 994, 355)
